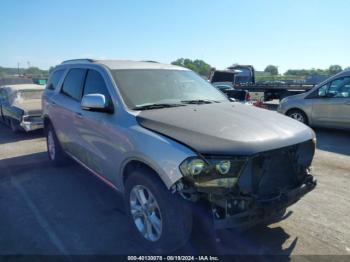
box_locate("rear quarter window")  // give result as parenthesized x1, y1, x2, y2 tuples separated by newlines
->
(46, 69, 65, 91)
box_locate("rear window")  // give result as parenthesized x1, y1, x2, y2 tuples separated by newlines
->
(47, 69, 65, 90)
(61, 69, 87, 101)
(16, 90, 44, 100)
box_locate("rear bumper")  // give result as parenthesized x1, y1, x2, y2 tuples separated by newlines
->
(213, 177, 317, 230)
(20, 121, 43, 132)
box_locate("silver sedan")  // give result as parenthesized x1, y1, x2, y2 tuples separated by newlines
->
(278, 70, 350, 130)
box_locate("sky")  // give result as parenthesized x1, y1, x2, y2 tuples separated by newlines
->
(0, 0, 349, 73)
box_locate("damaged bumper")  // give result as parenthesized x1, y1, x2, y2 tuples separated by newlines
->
(213, 176, 317, 230)
(20, 115, 43, 131)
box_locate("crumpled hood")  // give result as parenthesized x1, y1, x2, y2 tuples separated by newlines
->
(12, 99, 42, 115)
(136, 102, 315, 156)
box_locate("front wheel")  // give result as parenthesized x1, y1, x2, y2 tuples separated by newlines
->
(287, 109, 308, 125)
(124, 169, 192, 254)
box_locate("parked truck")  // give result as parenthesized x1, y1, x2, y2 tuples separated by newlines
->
(209, 65, 316, 101)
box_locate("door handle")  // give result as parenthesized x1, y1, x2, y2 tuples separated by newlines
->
(75, 112, 84, 119)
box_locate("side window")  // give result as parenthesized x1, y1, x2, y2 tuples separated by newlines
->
(83, 70, 113, 105)
(47, 69, 65, 90)
(0, 89, 8, 104)
(61, 69, 87, 101)
(318, 83, 329, 97)
(0, 89, 4, 103)
(328, 77, 350, 98)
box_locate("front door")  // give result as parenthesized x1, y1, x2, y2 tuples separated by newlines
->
(311, 76, 350, 128)
(74, 69, 119, 183)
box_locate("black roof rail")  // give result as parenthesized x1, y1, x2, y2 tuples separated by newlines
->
(61, 59, 95, 64)
(141, 60, 159, 63)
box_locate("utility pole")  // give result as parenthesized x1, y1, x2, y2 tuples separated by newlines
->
(17, 62, 20, 76)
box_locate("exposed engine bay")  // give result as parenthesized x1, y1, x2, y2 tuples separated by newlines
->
(173, 139, 317, 229)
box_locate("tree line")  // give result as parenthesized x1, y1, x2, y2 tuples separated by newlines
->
(0, 66, 49, 78)
(171, 59, 347, 78)
(1, 60, 348, 79)
(264, 64, 346, 77)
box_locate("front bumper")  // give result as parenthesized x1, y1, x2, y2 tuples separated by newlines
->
(213, 176, 317, 230)
(20, 121, 43, 132)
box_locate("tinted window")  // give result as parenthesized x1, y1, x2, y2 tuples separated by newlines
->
(16, 90, 44, 100)
(328, 77, 350, 98)
(47, 69, 65, 90)
(83, 70, 111, 100)
(61, 69, 87, 101)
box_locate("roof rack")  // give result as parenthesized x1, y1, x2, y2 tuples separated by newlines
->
(141, 60, 159, 63)
(61, 59, 95, 64)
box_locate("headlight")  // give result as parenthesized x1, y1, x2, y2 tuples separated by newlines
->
(180, 158, 206, 176)
(179, 156, 247, 188)
(216, 160, 231, 175)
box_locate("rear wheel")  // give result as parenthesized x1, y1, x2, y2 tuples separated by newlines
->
(287, 109, 308, 125)
(124, 169, 192, 254)
(46, 124, 68, 165)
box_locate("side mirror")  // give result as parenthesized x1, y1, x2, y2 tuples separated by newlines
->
(81, 94, 113, 113)
(325, 92, 336, 98)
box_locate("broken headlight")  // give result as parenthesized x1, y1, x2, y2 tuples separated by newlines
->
(179, 156, 247, 188)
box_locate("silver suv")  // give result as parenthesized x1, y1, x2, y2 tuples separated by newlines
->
(43, 59, 317, 253)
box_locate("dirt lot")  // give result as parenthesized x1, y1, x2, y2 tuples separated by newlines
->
(0, 122, 349, 256)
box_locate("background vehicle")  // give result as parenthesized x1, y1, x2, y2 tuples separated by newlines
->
(212, 82, 251, 104)
(0, 84, 44, 132)
(43, 59, 316, 253)
(278, 70, 350, 130)
(209, 65, 316, 101)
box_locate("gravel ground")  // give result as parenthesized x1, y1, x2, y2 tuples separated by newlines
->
(0, 122, 349, 257)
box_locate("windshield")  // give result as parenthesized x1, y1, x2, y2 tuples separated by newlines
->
(14, 90, 43, 102)
(111, 69, 228, 108)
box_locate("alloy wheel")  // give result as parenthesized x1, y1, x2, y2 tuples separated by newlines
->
(130, 185, 163, 242)
(290, 112, 305, 123)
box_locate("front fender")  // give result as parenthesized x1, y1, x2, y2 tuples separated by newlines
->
(117, 125, 197, 192)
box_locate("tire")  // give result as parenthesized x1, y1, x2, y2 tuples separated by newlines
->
(10, 118, 21, 133)
(286, 109, 308, 125)
(124, 169, 192, 254)
(45, 123, 68, 165)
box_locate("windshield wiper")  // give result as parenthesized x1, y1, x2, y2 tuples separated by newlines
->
(133, 103, 185, 110)
(180, 99, 220, 104)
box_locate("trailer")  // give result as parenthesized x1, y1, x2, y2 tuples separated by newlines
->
(234, 82, 315, 101)
(209, 65, 316, 101)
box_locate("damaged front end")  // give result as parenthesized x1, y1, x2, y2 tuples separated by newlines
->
(174, 139, 317, 230)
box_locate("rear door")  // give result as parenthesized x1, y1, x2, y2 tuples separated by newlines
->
(50, 68, 87, 154)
